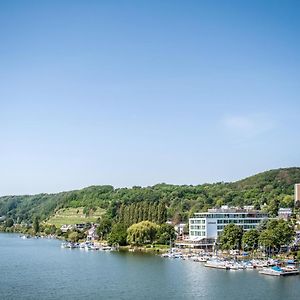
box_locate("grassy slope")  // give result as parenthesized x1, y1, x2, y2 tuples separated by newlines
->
(46, 207, 105, 227)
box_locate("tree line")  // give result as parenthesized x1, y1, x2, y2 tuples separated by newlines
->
(219, 219, 295, 254)
(117, 201, 167, 227)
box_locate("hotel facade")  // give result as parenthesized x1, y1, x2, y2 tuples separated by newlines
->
(295, 184, 300, 204)
(189, 206, 268, 240)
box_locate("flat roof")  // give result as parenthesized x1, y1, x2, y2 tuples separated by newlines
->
(193, 210, 266, 215)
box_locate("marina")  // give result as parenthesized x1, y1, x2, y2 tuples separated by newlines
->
(160, 249, 300, 275)
(60, 241, 117, 251)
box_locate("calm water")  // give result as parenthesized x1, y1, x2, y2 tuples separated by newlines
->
(0, 233, 299, 300)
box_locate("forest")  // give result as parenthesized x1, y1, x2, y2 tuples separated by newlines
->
(0, 167, 300, 225)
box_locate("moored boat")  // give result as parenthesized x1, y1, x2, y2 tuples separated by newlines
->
(259, 265, 299, 276)
(205, 260, 230, 270)
(20, 235, 30, 239)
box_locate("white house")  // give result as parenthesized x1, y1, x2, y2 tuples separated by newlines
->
(87, 225, 98, 241)
(60, 224, 74, 233)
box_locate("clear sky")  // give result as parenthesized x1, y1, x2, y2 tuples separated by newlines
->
(0, 0, 299, 196)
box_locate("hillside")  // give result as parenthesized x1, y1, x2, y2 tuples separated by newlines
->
(46, 207, 106, 227)
(0, 167, 299, 224)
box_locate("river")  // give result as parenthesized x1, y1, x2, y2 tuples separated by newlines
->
(0, 233, 299, 299)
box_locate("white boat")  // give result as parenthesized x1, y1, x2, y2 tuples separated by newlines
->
(79, 242, 86, 249)
(173, 253, 183, 259)
(236, 263, 246, 270)
(161, 252, 183, 259)
(85, 244, 99, 250)
(259, 266, 299, 276)
(205, 260, 230, 270)
(193, 256, 209, 262)
(245, 262, 254, 269)
(21, 235, 30, 239)
(281, 265, 300, 275)
(226, 263, 240, 270)
(61, 242, 68, 248)
(101, 246, 114, 251)
(61, 242, 77, 249)
(251, 259, 268, 269)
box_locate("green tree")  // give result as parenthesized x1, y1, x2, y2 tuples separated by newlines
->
(156, 224, 176, 245)
(129, 204, 135, 225)
(96, 216, 112, 240)
(215, 198, 224, 208)
(123, 206, 130, 227)
(127, 221, 159, 245)
(253, 201, 261, 210)
(268, 198, 279, 217)
(280, 195, 294, 208)
(273, 219, 294, 249)
(44, 224, 56, 235)
(157, 202, 167, 224)
(138, 203, 143, 223)
(5, 218, 14, 228)
(33, 216, 40, 234)
(142, 202, 149, 221)
(259, 229, 274, 254)
(133, 203, 139, 224)
(68, 231, 80, 242)
(258, 219, 295, 254)
(83, 206, 90, 217)
(219, 224, 243, 250)
(242, 229, 259, 251)
(151, 203, 158, 223)
(118, 204, 125, 223)
(55, 228, 62, 236)
(107, 223, 127, 246)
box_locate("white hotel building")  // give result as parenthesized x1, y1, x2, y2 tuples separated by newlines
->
(189, 206, 268, 241)
(295, 183, 300, 204)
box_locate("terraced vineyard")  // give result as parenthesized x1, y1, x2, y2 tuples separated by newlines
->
(46, 207, 105, 227)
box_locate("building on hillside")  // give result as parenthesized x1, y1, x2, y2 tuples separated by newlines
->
(278, 208, 292, 220)
(189, 206, 268, 241)
(174, 223, 187, 237)
(87, 225, 98, 241)
(74, 223, 86, 231)
(243, 205, 255, 210)
(60, 224, 74, 233)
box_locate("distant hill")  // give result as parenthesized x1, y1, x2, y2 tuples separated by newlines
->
(0, 167, 299, 224)
(232, 167, 300, 191)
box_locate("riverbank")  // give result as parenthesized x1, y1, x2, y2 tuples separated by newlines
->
(119, 244, 170, 254)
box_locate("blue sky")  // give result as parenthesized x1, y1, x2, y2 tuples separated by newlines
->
(0, 0, 299, 195)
